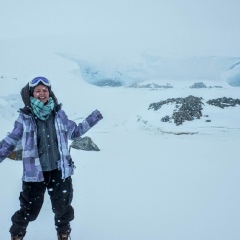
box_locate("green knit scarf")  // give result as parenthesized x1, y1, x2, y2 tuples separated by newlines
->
(30, 97, 54, 120)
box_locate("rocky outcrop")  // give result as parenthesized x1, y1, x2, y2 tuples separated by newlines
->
(0, 140, 23, 160)
(206, 97, 240, 108)
(8, 148, 22, 160)
(190, 82, 207, 88)
(148, 95, 240, 126)
(189, 82, 223, 88)
(149, 95, 204, 125)
(70, 136, 100, 151)
(129, 83, 173, 89)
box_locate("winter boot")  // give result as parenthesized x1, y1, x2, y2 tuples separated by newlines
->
(58, 233, 71, 240)
(11, 235, 24, 240)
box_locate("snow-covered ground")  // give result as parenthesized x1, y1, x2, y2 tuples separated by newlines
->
(0, 43, 240, 240)
(1, 1, 240, 239)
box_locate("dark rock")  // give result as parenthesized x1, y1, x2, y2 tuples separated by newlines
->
(206, 97, 240, 108)
(148, 95, 240, 126)
(0, 140, 22, 160)
(149, 95, 203, 125)
(129, 83, 173, 89)
(93, 79, 122, 87)
(8, 150, 22, 160)
(161, 115, 171, 122)
(190, 82, 207, 88)
(70, 136, 100, 151)
(209, 86, 223, 88)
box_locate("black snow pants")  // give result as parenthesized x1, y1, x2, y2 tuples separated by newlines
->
(9, 169, 74, 236)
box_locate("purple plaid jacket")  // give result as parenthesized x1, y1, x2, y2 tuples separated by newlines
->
(0, 109, 102, 182)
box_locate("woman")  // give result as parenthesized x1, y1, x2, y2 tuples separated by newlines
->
(0, 77, 103, 240)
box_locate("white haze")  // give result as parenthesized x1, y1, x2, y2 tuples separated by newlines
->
(0, 0, 240, 239)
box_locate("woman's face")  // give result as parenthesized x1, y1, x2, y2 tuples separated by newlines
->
(33, 84, 50, 104)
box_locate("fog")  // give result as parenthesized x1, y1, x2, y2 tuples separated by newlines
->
(1, 0, 240, 58)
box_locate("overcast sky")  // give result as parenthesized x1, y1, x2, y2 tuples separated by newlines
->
(1, 0, 240, 57)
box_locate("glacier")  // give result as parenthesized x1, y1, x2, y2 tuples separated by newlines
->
(57, 53, 240, 87)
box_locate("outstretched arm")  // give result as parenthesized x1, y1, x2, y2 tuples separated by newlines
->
(0, 116, 23, 162)
(67, 109, 103, 140)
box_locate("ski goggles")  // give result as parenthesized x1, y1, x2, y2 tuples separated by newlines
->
(29, 77, 51, 87)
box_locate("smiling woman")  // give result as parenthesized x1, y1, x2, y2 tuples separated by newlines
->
(0, 76, 103, 240)
(32, 85, 50, 104)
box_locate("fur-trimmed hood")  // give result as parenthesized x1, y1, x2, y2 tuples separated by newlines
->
(20, 83, 61, 114)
